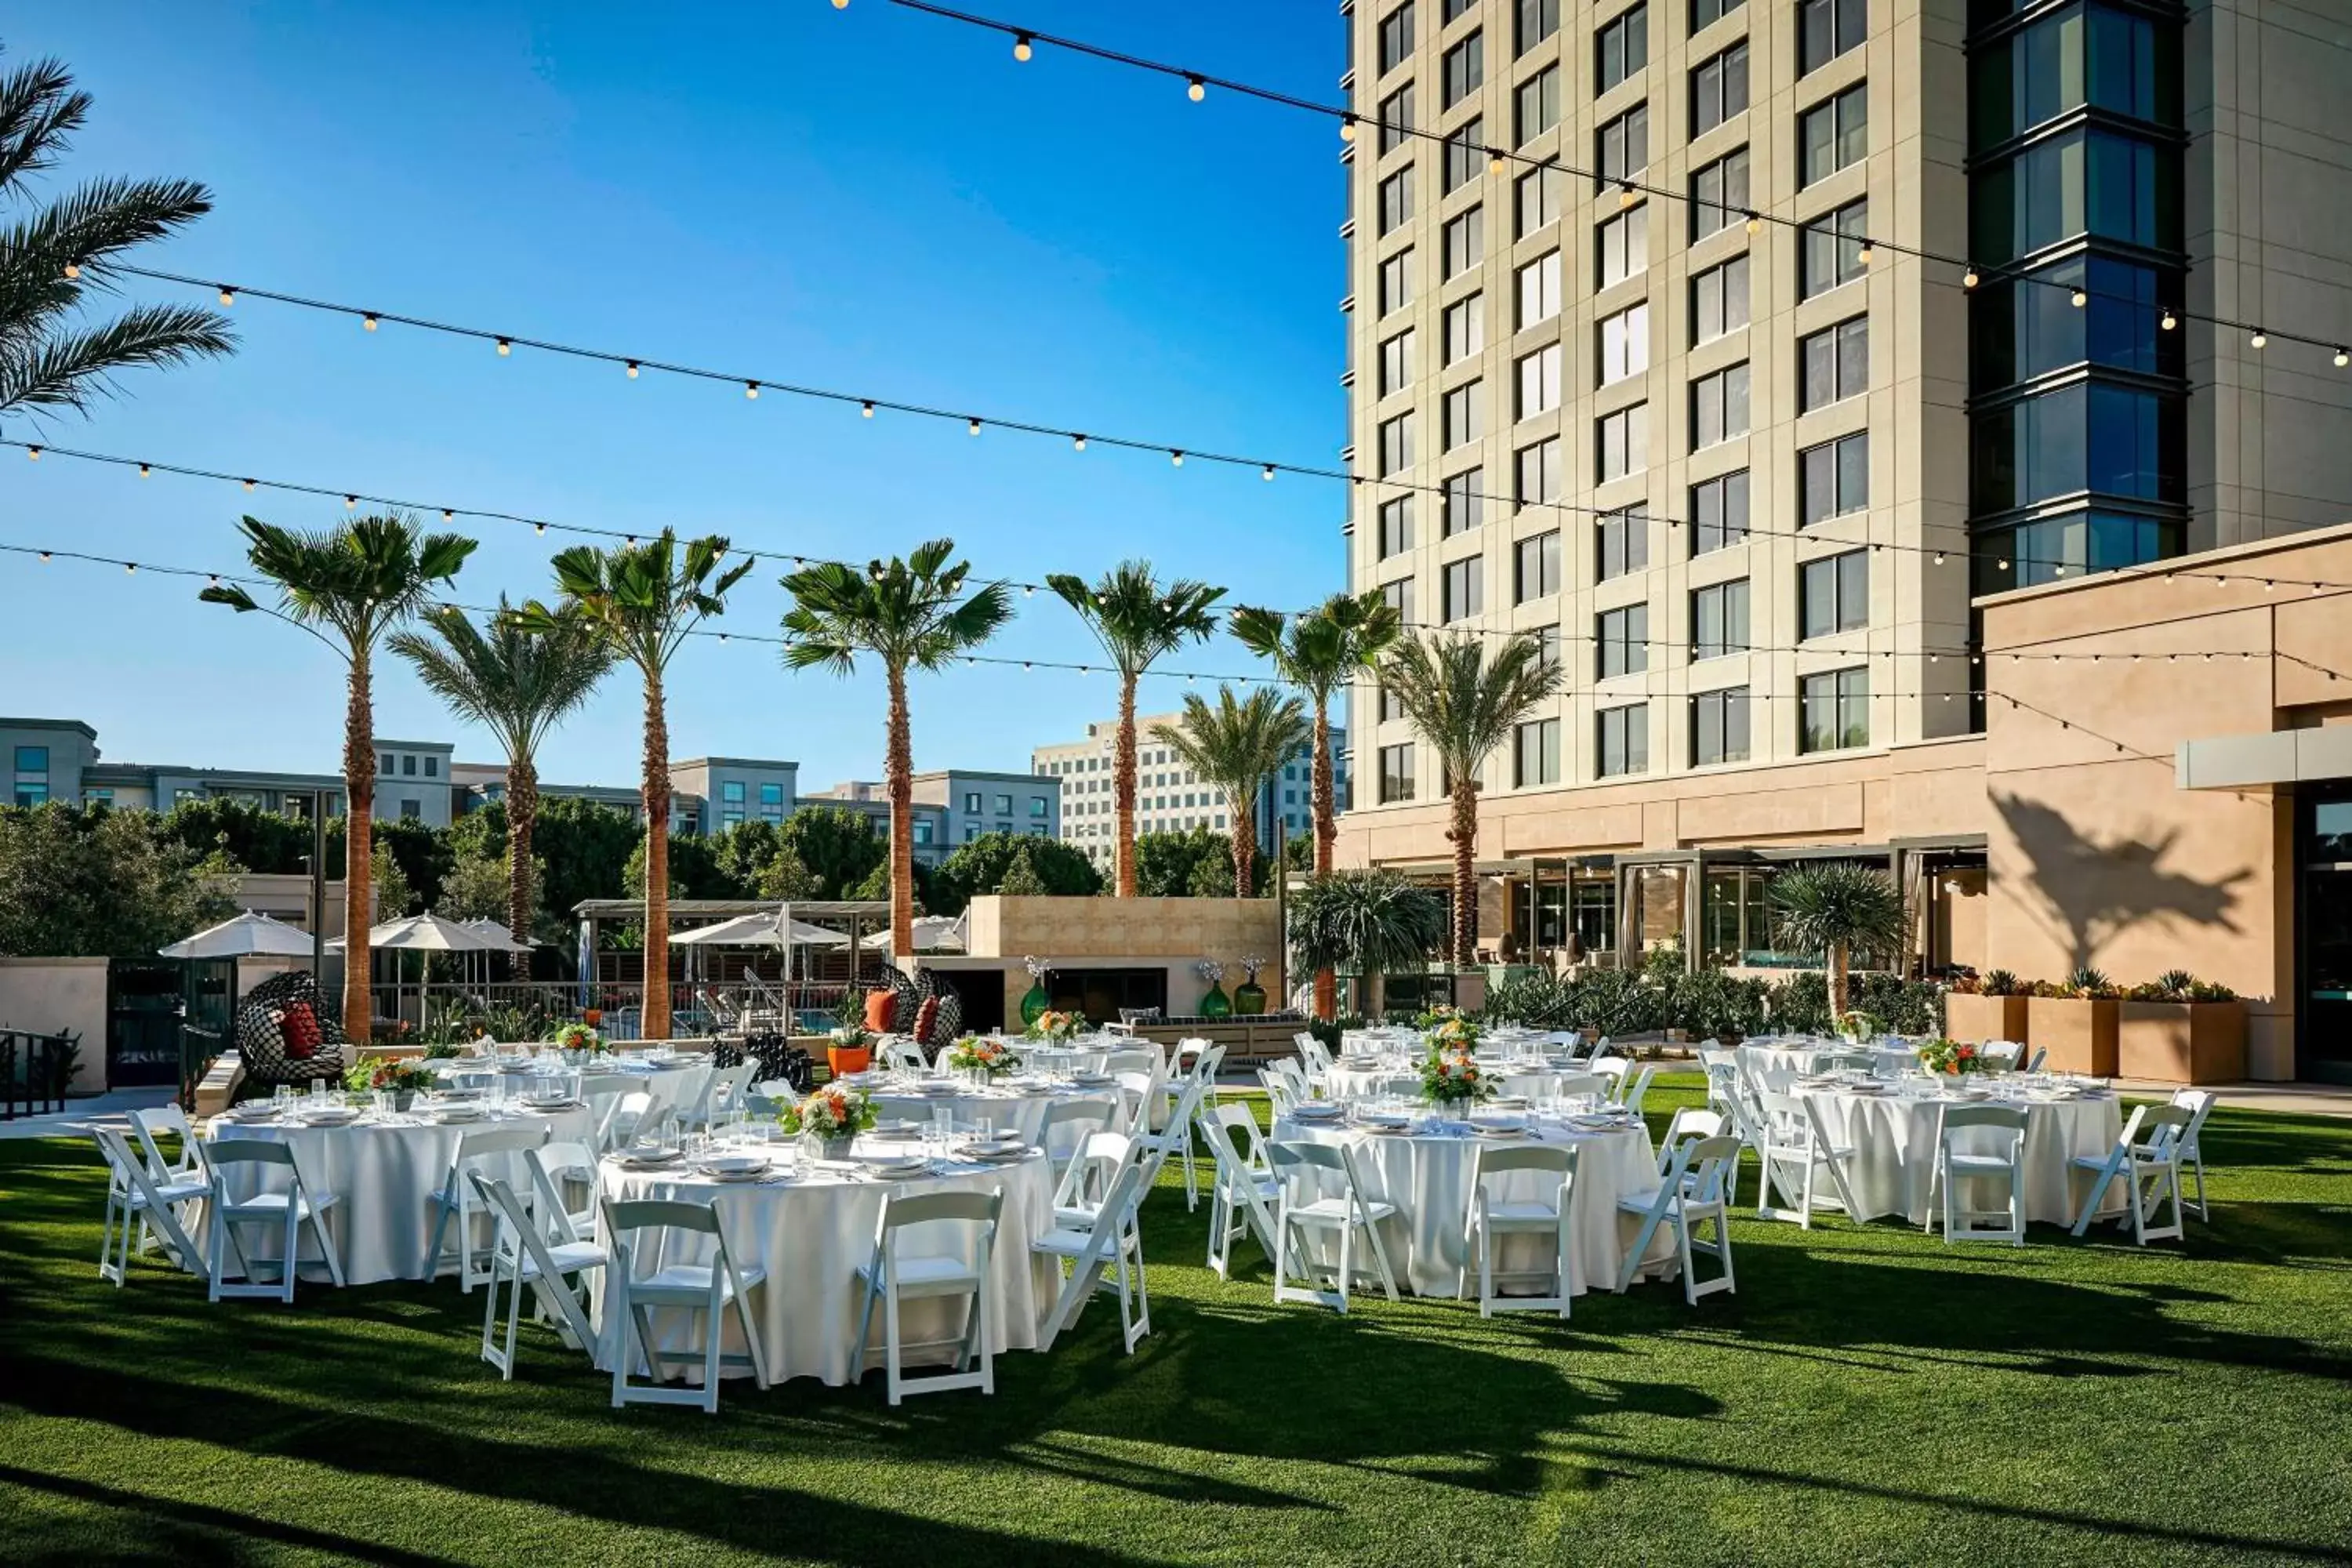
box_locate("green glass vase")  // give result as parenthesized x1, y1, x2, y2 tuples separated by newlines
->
(1019, 982, 1051, 1028)
(1199, 982, 1232, 1019)
(1233, 980, 1268, 1015)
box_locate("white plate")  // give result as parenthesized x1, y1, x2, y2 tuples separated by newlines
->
(964, 1138, 1026, 1158)
(1290, 1105, 1345, 1122)
(619, 1147, 682, 1167)
(965, 1146, 1032, 1164)
(861, 1160, 932, 1179)
(695, 1155, 770, 1178)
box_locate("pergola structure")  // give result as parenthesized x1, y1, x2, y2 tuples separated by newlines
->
(569, 898, 895, 1006)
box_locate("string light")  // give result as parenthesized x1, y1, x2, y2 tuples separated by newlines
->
(745, 379, 760, 399)
(1261, 464, 1276, 481)
(1185, 74, 1205, 102)
(61, 261, 80, 280)
(534, 522, 547, 535)
(2251, 329, 2268, 350)
(2161, 308, 2178, 331)
(241, 478, 255, 492)
(139, 463, 151, 478)
(968, 416, 982, 435)
(1339, 114, 1357, 143)
(343, 494, 357, 509)
(495, 337, 512, 356)
(1171, 449, 1185, 467)
(1963, 268, 1979, 289)
(1012, 31, 1033, 60)
(1856, 241, 1874, 265)
(1744, 212, 1760, 234)
(2071, 289, 2088, 308)
(861, 400, 875, 417)
(1488, 148, 1506, 175)
(24, 446, 38, 461)
(217, 285, 234, 306)
(363, 313, 379, 332)
(626, 360, 640, 378)
(123, 561, 135, 574)
(441, 508, 454, 521)
(2338, 348, 2351, 368)
(1073, 434, 1087, 452)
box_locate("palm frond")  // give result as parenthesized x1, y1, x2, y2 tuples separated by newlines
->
(1149, 685, 1309, 817)
(0, 56, 85, 191)
(1051, 560, 1224, 679)
(0, 300, 233, 416)
(1378, 631, 1562, 784)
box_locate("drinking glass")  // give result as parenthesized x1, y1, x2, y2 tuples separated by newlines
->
(273, 1083, 295, 1112)
(372, 1089, 394, 1119)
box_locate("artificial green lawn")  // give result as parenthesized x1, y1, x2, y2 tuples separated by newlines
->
(3, 1077, 2350, 1566)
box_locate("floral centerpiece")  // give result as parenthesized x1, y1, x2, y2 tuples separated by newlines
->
(1024, 1009, 1084, 1045)
(946, 1034, 1023, 1081)
(1419, 1043, 1494, 1109)
(1421, 1005, 1481, 1055)
(779, 1084, 877, 1158)
(549, 1022, 603, 1058)
(1916, 1039, 1984, 1076)
(344, 1056, 433, 1109)
(1836, 1009, 1884, 1043)
(1019, 955, 1054, 1028)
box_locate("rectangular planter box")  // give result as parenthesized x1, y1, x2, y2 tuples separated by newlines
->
(2118, 1000, 2246, 1085)
(1944, 993, 2030, 1047)
(2027, 997, 2119, 1076)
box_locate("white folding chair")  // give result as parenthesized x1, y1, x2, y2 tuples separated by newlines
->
(1978, 1040, 2024, 1072)
(1158, 1071, 1216, 1211)
(1618, 1062, 1658, 1116)
(1697, 1049, 1740, 1118)
(1657, 1108, 1725, 1185)
(1202, 1102, 1281, 1278)
(1588, 1058, 1631, 1101)
(1040, 1095, 1118, 1184)
(2069, 1105, 2193, 1246)
(205, 1138, 346, 1302)
(532, 1138, 601, 1239)
(580, 1074, 638, 1152)
(1256, 1066, 1301, 1120)
(1033, 1155, 1152, 1353)
(1615, 1134, 1740, 1305)
(683, 1060, 758, 1133)
(121, 1107, 212, 1273)
(1112, 1069, 1158, 1135)
(469, 1171, 606, 1380)
(1459, 1143, 1579, 1318)
(1269, 1140, 1399, 1312)
(1755, 1091, 1861, 1228)
(93, 1127, 208, 1287)
(2025, 1045, 2049, 1073)
(854, 1187, 1004, 1405)
(1923, 1105, 2027, 1245)
(423, 1123, 552, 1290)
(602, 1196, 771, 1412)
(2171, 1088, 2218, 1220)
(1052, 1130, 1135, 1229)
(1294, 1033, 1335, 1084)
(877, 1036, 928, 1075)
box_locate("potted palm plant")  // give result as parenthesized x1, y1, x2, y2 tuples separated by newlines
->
(1287, 869, 1447, 1023)
(2027, 969, 2125, 1076)
(2119, 971, 2245, 1083)
(1944, 968, 2029, 1050)
(1766, 862, 1910, 1022)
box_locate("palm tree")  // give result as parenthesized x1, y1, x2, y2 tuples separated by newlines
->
(1046, 562, 1223, 898)
(1379, 631, 1563, 967)
(0, 50, 233, 417)
(514, 533, 750, 1040)
(1766, 861, 1909, 1020)
(781, 540, 1012, 957)
(1150, 686, 1309, 901)
(1287, 869, 1446, 1022)
(200, 514, 477, 1040)
(388, 598, 613, 954)
(1232, 591, 1401, 1019)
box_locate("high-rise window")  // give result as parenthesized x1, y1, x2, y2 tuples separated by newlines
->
(1598, 301, 1650, 385)
(1970, 129, 2179, 262)
(1971, 383, 2181, 512)
(1798, 83, 1869, 187)
(1973, 256, 2176, 389)
(1596, 102, 1648, 182)
(1444, 206, 1483, 277)
(1443, 294, 1485, 363)
(1598, 704, 1649, 777)
(1443, 379, 1485, 450)
(1380, 411, 1417, 475)
(1598, 403, 1648, 481)
(1969, 2, 2172, 149)
(1799, 316, 1868, 412)
(1800, 549, 1871, 637)
(1690, 41, 1748, 135)
(1379, 168, 1416, 235)
(1534, 625, 1563, 672)
(1444, 31, 1485, 108)
(1517, 0, 1559, 56)
(1800, 198, 1869, 298)
(1515, 166, 1563, 238)
(1692, 469, 1750, 554)
(1516, 64, 1562, 144)
(1596, 5, 1648, 93)
(1516, 249, 1562, 328)
(1691, 253, 1750, 342)
(1444, 118, 1484, 194)
(1380, 2, 1417, 75)
(1379, 496, 1415, 558)
(1380, 330, 1417, 397)
(1516, 343, 1562, 418)
(1443, 468, 1485, 534)
(1444, 0, 1476, 21)
(1379, 83, 1417, 155)
(1691, 361, 1751, 448)
(1692, 687, 1751, 765)
(1691, 147, 1749, 238)
(1692, 579, 1750, 659)
(1515, 437, 1562, 506)
(1800, 667, 1869, 753)
(1380, 742, 1417, 803)
(1598, 506, 1648, 581)
(1800, 432, 1869, 525)
(1598, 603, 1650, 677)
(1515, 530, 1561, 601)
(1382, 576, 1418, 623)
(1598, 206, 1648, 285)
(1690, 0, 1745, 33)
(1515, 717, 1562, 786)
(1379, 249, 1414, 314)
(1443, 556, 1485, 621)
(1798, 0, 1867, 77)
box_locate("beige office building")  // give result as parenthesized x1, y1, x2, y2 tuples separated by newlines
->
(1335, 0, 2352, 1079)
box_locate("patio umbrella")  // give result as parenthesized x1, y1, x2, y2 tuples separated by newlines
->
(459, 917, 536, 953)
(673, 912, 851, 948)
(157, 909, 321, 960)
(858, 913, 967, 954)
(328, 911, 504, 1024)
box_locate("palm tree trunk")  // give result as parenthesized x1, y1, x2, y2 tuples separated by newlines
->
(1310, 699, 1337, 1020)
(1114, 673, 1138, 898)
(886, 661, 914, 960)
(1830, 939, 1849, 1022)
(1229, 787, 1258, 899)
(1448, 777, 1478, 968)
(640, 666, 672, 1040)
(506, 755, 538, 980)
(340, 648, 375, 1042)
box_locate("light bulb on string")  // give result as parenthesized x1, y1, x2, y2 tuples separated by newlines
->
(1744, 211, 1760, 234)
(62, 261, 81, 280)
(1170, 450, 1185, 467)
(241, 478, 255, 492)
(2071, 289, 2087, 308)
(343, 494, 357, 510)
(1072, 434, 1087, 452)
(2338, 348, 2350, 368)
(1856, 241, 1874, 265)
(1617, 183, 1638, 209)
(123, 561, 135, 574)
(1339, 114, 1357, 143)
(861, 400, 874, 417)
(1262, 464, 1276, 481)
(1963, 267, 1980, 289)
(2251, 329, 2267, 350)
(1488, 148, 1506, 175)
(534, 522, 546, 535)
(440, 509, 453, 521)
(1013, 31, 1033, 60)
(495, 337, 512, 356)
(217, 285, 234, 306)
(38, 551, 49, 563)
(363, 314, 379, 332)
(2161, 308, 2177, 331)
(24, 445, 38, 461)
(1186, 74, 1205, 102)
(139, 463, 151, 478)
(968, 417, 982, 436)
(745, 380, 760, 399)
(626, 360, 640, 379)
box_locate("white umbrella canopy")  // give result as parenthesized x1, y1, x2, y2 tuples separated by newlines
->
(459, 917, 536, 954)
(157, 909, 320, 960)
(673, 912, 851, 949)
(858, 913, 967, 953)
(327, 911, 506, 953)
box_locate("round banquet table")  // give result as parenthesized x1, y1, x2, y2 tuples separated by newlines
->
(202, 1102, 597, 1284)
(1738, 1040, 1917, 1093)
(1795, 1083, 2125, 1226)
(868, 1080, 1108, 1145)
(1271, 1115, 1673, 1298)
(593, 1142, 1062, 1386)
(1323, 1061, 1598, 1105)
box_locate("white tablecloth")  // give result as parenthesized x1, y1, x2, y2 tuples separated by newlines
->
(1272, 1116, 1672, 1298)
(203, 1104, 597, 1283)
(869, 1082, 1102, 1144)
(593, 1144, 1061, 1386)
(1796, 1087, 2125, 1225)
(1324, 1061, 1591, 1105)
(1739, 1041, 1916, 1093)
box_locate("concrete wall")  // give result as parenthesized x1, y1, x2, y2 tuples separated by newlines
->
(0, 957, 110, 1093)
(962, 895, 1286, 1022)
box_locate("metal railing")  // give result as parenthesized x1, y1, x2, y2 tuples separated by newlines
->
(371, 979, 866, 1044)
(1, 1029, 72, 1120)
(179, 1024, 224, 1113)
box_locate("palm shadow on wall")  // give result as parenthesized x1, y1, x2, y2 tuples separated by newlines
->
(1993, 793, 2251, 976)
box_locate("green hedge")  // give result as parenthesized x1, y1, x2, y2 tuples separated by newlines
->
(1481, 965, 1944, 1039)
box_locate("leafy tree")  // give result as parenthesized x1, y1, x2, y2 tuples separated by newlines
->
(532, 796, 641, 926)
(624, 831, 730, 900)
(750, 846, 818, 900)
(367, 842, 412, 927)
(1131, 826, 1226, 898)
(932, 830, 1101, 913)
(781, 539, 1012, 955)
(0, 804, 236, 956)
(201, 514, 476, 1036)
(1286, 869, 1446, 1022)
(849, 856, 931, 915)
(156, 796, 321, 877)
(1150, 686, 1308, 899)
(1378, 631, 1562, 967)
(390, 597, 612, 947)
(438, 846, 543, 928)
(1767, 862, 1910, 1019)
(997, 846, 1049, 896)
(1044, 561, 1222, 898)
(0, 49, 234, 419)
(774, 805, 887, 899)
(368, 815, 450, 916)
(515, 532, 751, 1039)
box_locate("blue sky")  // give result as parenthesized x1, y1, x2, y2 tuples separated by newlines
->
(2, 1, 1347, 788)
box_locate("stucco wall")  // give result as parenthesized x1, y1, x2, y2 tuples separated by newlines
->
(0, 957, 111, 1094)
(963, 895, 1286, 1021)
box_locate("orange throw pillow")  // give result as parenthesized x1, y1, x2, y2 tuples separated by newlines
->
(913, 996, 939, 1044)
(864, 988, 896, 1034)
(278, 1001, 323, 1059)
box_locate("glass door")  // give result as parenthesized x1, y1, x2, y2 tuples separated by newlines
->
(2299, 784, 2352, 1084)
